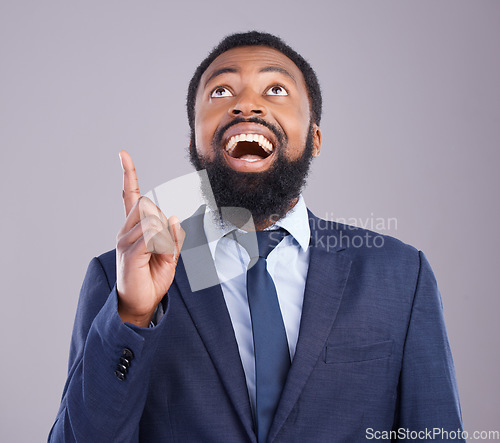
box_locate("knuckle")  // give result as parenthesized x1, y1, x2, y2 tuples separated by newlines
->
(121, 246, 132, 259)
(125, 167, 137, 177)
(116, 234, 129, 251)
(142, 215, 163, 232)
(139, 195, 152, 207)
(116, 227, 126, 244)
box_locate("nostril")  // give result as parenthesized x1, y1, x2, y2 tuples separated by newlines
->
(230, 107, 264, 116)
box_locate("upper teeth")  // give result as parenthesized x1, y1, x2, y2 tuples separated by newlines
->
(225, 133, 274, 155)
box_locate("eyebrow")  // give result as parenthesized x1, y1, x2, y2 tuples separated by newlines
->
(204, 66, 297, 88)
(204, 68, 238, 87)
(259, 66, 296, 84)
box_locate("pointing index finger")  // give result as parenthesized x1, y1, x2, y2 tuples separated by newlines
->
(119, 150, 141, 217)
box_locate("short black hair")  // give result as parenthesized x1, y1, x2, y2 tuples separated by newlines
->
(186, 31, 322, 132)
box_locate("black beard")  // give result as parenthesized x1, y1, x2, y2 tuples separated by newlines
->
(189, 117, 315, 228)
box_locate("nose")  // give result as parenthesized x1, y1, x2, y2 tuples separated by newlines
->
(228, 88, 267, 117)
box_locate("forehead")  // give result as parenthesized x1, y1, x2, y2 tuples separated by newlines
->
(200, 46, 306, 87)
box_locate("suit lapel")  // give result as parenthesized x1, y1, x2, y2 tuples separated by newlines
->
(269, 212, 352, 442)
(174, 209, 256, 442)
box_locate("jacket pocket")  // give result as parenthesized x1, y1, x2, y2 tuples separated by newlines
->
(325, 339, 393, 363)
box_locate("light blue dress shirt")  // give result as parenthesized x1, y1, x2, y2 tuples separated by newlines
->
(203, 195, 311, 415)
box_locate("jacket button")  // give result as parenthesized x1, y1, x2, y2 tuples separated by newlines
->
(122, 348, 134, 361)
(120, 357, 131, 368)
(116, 363, 128, 374)
(114, 370, 126, 381)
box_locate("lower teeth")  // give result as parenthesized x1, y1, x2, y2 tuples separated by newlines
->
(238, 154, 264, 162)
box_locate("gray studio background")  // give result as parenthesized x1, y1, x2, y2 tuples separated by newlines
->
(1, 0, 499, 441)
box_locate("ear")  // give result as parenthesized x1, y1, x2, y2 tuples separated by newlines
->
(312, 123, 322, 157)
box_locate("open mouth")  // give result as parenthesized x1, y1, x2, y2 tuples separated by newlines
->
(225, 133, 274, 162)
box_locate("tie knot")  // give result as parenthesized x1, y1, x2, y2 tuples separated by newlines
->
(234, 228, 288, 261)
(255, 229, 288, 259)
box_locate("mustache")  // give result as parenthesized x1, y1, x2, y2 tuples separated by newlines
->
(212, 117, 286, 148)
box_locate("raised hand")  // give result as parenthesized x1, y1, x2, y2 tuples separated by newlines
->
(116, 150, 185, 327)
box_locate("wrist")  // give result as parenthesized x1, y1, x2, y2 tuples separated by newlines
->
(117, 303, 155, 328)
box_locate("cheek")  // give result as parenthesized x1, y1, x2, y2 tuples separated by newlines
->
(278, 105, 311, 158)
(194, 104, 222, 158)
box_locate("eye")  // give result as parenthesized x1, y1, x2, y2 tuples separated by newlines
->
(211, 87, 233, 98)
(266, 85, 288, 96)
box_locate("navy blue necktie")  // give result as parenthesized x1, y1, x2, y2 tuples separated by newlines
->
(240, 229, 291, 443)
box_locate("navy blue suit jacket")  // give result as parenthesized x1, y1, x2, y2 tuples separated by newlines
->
(49, 210, 464, 442)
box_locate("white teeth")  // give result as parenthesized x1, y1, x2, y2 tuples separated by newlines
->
(225, 133, 274, 155)
(226, 138, 237, 154)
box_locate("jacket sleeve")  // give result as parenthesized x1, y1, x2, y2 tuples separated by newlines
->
(48, 256, 167, 442)
(394, 250, 465, 441)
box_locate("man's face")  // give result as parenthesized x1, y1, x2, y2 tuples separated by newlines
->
(190, 46, 322, 227)
(193, 46, 321, 171)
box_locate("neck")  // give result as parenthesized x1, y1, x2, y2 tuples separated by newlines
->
(211, 197, 299, 232)
(252, 197, 299, 231)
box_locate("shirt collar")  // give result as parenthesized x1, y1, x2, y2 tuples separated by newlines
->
(203, 194, 311, 252)
(270, 194, 310, 252)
